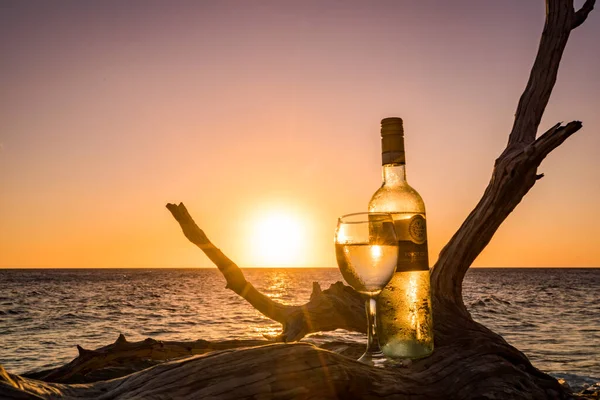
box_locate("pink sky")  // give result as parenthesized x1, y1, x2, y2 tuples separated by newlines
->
(1, 1, 599, 268)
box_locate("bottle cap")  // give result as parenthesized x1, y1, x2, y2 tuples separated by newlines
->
(380, 117, 405, 165)
(381, 117, 404, 136)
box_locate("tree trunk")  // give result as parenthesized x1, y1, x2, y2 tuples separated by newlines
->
(0, 1, 595, 399)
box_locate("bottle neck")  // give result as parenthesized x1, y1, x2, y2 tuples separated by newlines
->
(382, 163, 406, 186)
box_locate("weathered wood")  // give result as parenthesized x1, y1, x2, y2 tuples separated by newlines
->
(1, 342, 594, 400)
(21, 334, 268, 384)
(17, 334, 364, 384)
(164, 1, 596, 398)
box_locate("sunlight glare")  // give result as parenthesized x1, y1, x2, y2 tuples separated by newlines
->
(370, 245, 382, 260)
(249, 210, 307, 267)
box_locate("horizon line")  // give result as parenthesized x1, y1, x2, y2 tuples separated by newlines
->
(0, 266, 598, 270)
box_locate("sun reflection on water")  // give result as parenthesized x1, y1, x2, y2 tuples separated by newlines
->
(262, 271, 295, 304)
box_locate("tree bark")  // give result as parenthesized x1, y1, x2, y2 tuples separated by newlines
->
(0, 341, 593, 399)
(16, 334, 365, 385)
(0, 0, 595, 399)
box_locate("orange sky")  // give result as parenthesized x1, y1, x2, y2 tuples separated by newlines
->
(1, 1, 599, 268)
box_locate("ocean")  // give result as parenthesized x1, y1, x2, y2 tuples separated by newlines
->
(0, 268, 598, 391)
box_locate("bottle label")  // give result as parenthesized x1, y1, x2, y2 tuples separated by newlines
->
(381, 134, 405, 165)
(394, 215, 429, 272)
(408, 215, 427, 244)
(396, 241, 429, 272)
(382, 151, 405, 165)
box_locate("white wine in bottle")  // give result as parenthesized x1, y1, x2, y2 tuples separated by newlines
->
(369, 117, 434, 359)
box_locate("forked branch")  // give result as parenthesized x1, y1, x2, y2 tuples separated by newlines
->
(168, 0, 593, 340)
(430, 0, 590, 313)
(507, 0, 593, 147)
(573, 0, 595, 28)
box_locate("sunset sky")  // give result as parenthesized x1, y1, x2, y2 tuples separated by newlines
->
(1, 1, 599, 268)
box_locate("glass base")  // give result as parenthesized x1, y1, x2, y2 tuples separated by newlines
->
(357, 349, 388, 368)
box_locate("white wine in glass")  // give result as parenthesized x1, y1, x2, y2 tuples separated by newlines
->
(335, 212, 398, 366)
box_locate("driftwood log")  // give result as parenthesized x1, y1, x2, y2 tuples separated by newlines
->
(0, 0, 596, 399)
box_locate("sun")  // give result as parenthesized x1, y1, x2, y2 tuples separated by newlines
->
(249, 210, 307, 267)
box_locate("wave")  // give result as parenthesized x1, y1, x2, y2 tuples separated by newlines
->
(468, 295, 511, 308)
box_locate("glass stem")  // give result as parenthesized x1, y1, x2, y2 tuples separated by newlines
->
(365, 296, 378, 354)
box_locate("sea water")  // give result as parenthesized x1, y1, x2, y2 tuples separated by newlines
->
(0, 268, 598, 390)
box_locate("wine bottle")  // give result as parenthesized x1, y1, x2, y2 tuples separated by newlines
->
(368, 117, 434, 359)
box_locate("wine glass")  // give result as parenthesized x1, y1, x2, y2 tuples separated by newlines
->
(335, 212, 398, 366)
